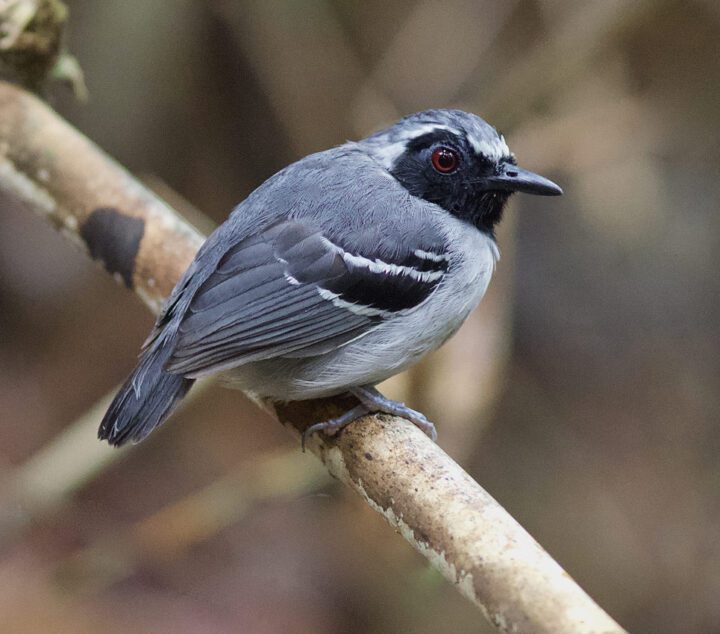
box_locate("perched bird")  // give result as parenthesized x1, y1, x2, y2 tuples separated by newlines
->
(99, 109, 562, 447)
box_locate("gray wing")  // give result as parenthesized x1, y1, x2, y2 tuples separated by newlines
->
(164, 219, 449, 377)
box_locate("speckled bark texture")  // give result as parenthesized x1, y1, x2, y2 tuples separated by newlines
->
(0, 81, 625, 634)
(277, 402, 625, 633)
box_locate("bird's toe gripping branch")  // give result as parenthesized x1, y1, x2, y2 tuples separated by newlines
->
(301, 385, 437, 451)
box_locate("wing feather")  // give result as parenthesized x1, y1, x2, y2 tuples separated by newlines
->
(164, 219, 449, 377)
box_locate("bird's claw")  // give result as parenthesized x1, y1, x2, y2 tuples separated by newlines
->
(301, 387, 438, 451)
(350, 385, 438, 441)
(301, 403, 369, 451)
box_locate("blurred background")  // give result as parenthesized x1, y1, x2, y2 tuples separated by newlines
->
(1, 1, 719, 632)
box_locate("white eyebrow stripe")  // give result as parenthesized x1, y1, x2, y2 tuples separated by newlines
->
(373, 124, 462, 169)
(321, 238, 446, 283)
(469, 133, 510, 161)
(399, 123, 460, 140)
(373, 141, 406, 170)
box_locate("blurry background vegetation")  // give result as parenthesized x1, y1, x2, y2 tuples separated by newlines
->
(1, 1, 719, 632)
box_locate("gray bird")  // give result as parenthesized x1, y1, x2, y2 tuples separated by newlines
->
(99, 109, 562, 447)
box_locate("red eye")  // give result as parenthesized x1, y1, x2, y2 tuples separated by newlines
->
(431, 146, 460, 174)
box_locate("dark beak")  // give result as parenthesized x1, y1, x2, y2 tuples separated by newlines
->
(484, 163, 563, 196)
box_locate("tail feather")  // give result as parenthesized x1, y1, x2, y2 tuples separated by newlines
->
(99, 338, 194, 446)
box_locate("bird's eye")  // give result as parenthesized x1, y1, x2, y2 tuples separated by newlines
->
(431, 146, 460, 174)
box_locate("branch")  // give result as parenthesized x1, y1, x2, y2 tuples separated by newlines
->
(0, 81, 625, 634)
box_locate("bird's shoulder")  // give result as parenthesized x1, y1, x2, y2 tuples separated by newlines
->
(200, 142, 450, 270)
(150, 144, 455, 343)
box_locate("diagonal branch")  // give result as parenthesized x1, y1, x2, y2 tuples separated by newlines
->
(0, 81, 625, 634)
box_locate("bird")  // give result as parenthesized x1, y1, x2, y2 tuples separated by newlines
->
(99, 109, 562, 447)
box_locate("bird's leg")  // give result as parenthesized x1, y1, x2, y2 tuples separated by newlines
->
(301, 403, 370, 451)
(349, 385, 437, 441)
(301, 387, 437, 451)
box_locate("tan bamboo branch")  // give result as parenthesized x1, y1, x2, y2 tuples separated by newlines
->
(0, 81, 625, 634)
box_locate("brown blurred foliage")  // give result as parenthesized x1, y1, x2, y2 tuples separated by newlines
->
(1, 1, 719, 632)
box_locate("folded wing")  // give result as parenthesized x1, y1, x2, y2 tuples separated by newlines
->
(164, 220, 449, 377)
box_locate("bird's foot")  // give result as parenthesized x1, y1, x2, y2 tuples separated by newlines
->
(350, 386, 437, 441)
(301, 403, 369, 451)
(301, 387, 437, 451)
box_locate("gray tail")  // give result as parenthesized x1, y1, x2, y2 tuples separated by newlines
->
(99, 337, 194, 446)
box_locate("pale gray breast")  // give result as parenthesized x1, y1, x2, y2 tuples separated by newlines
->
(256, 221, 499, 400)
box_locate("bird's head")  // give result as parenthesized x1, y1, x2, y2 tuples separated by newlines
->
(361, 109, 562, 234)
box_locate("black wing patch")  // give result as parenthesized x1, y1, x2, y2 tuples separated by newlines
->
(165, 220, 448, 376)
(320, 233, 448, 313)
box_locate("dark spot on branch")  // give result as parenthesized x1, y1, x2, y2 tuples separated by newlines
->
(80, 207, 144, 288)
(364, 452, 373, 460)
